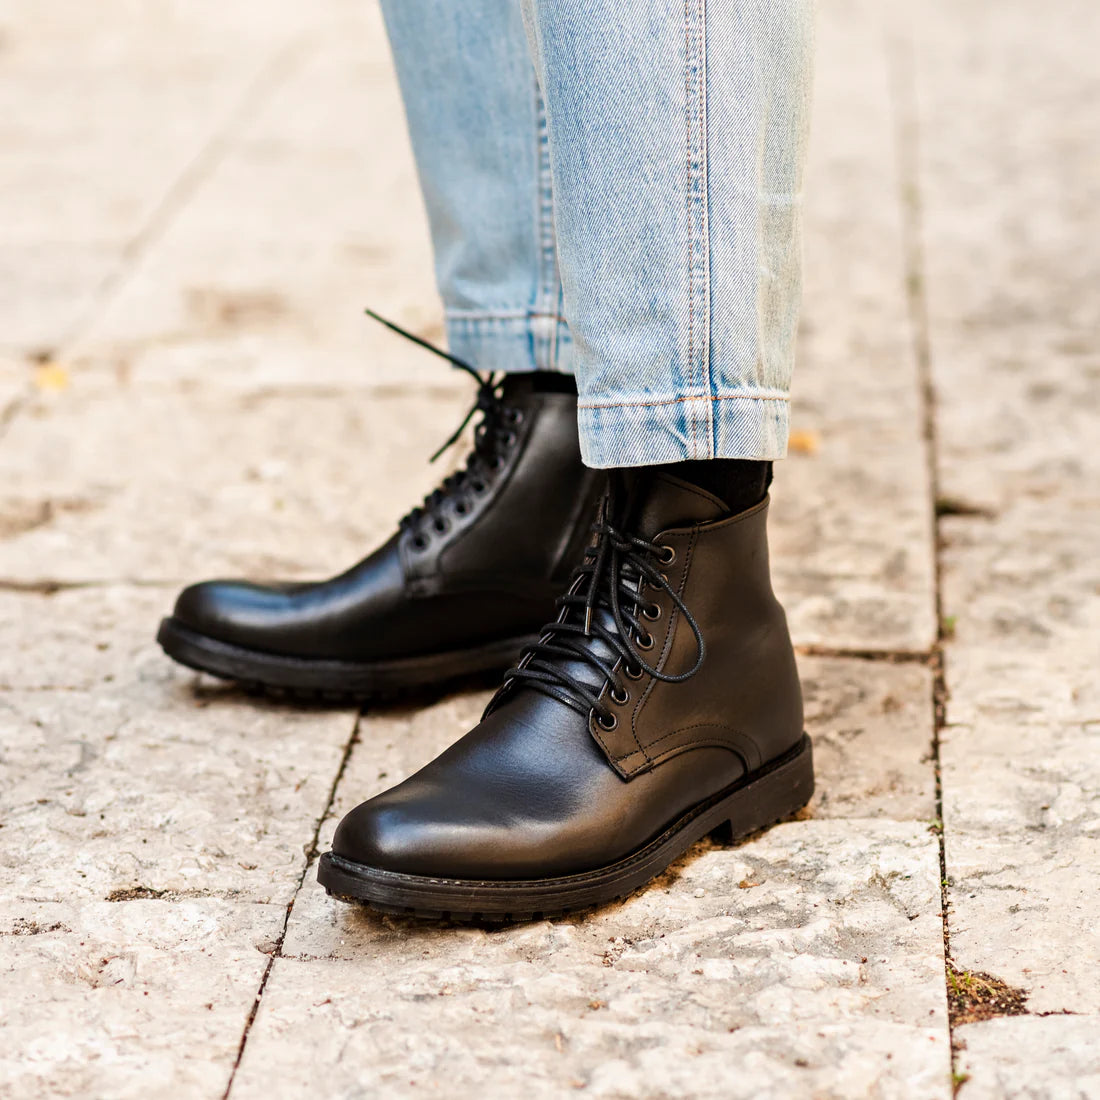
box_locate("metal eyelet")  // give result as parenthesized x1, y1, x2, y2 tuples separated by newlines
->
(454, 500, 469, 516)
(433, 517, 450, 534)
(610, 685, 629, 705)
(490, 456, 505, 472)
(506, 408, 524, 425)
(635, 631, 655, 651)
(658, 544, 676, 565)
(597, 712, 618, 731)
(503, 431, 518, 446)
(642, 602, 662, 622)
(412, 534, 429, 551)
(624, 663, 644, 681)
(471, 480, 488, 494)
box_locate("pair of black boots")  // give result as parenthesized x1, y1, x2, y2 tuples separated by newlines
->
(158, 373, 812, 920)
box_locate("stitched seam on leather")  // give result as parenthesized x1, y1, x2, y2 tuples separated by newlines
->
(642, 722, 756, 753)
(626, 527, 698, 762)
(646, 738, 750, 773)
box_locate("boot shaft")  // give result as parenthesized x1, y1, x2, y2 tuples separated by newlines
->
(589, 486, 804, 780)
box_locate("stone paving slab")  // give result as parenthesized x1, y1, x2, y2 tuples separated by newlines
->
(0, 0, 326, 355)
(0, 896, 276, 1100)
(800, 658, 935, 821)
(0, 377, 936, 658)
(954, 1017, 1100, 1100)
(769, 0, 936, 656)
(0, 385, 463, 583)
(238, 820, 948, 1100)
(0, 653, 357, 904)
(0, 586, 176, 692)
(914, 0, 1100, 1020)
(70, 17, 442, 393)
(225, 652, 944, 1095)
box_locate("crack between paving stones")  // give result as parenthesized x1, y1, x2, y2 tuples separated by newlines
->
(220, 708, 363, 1100)
(56, 34, 318, 356)
(887, 22, 963, 1090)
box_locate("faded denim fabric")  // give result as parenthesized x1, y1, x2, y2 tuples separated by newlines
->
(382, 0, 814, 466)
(379, 0, 573, 376)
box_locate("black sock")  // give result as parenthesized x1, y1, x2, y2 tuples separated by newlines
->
(529, 371, 577, 395)
(660, 458, 773, 513)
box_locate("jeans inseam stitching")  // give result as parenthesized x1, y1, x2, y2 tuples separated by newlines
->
(698, 0, 714, 458)
(683, 0, 696, 457)
(534, 82, 557, 371)
(578, 394, 789, 410)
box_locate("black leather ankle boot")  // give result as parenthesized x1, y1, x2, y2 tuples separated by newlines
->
(157, 372, 604, 699)
(318, 469, 812, 920)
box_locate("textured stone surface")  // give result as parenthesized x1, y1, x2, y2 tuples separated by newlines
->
(0, 586, 175, 691)
(915, 0, 1100, 1017)
(0, 0, 322, 354)
(2, 0, 1097, 1092)
(0, 596, 358, 902)
(0, 897, 276, 1100)
(769, 0, 936, 656)
(0, 385, 466, 583)
(799, 657, 935, 821)
(955, 1017, 1100, 1100)
(239, 821, 948, 1100)
(70, 13, 442, 393)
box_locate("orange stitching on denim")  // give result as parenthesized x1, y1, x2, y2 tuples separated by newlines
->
(578, 394, 789, 410)
(683, 0, 696, 456)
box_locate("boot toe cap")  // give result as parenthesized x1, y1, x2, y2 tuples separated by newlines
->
(170, 579, 296, 646)
(331, 791, 467, 877)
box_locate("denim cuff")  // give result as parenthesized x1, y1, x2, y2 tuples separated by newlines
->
(446, 311, 574, 375)
(577, 392, 790, 468)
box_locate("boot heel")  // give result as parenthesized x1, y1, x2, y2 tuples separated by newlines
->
(710, 734, 814, 845)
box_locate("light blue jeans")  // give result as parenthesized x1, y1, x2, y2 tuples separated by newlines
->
(379, 0, 814, 468)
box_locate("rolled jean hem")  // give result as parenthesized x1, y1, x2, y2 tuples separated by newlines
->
(446, 311, 574, 375)
(577, 392, 790, 468)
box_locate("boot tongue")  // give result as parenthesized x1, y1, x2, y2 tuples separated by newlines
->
(613, 470, 728, 539)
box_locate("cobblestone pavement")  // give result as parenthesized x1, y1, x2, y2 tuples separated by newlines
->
(1, 1, 1097, 1097)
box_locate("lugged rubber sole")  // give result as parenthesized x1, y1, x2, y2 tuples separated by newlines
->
(317, 734, 814, 922)
(156, 616, 537, 702)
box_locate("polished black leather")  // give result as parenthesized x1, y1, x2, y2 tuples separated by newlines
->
(168, 376, 604, 663)
(331, 472, 804, 879)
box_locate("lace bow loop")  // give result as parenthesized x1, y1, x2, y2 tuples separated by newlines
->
(492, 477, 707, 727)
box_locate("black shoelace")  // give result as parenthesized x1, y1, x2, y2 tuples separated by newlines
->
(366, 309, 522, 547)
(495, 476, 707, 731)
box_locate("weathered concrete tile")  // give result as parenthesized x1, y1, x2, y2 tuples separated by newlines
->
(915, 0, 1100, 1023)
(769, 0, 935, 655)
(0, 245, 122, 355)
(800, 656, 935, 820)
(954, 1016, 1100, 1100)
(939, 510, 1100, 730)
(0, 895, 278, 1100)
(0, 586, 175, 691)
(248, 821, 948, 1099)
(73, 21, 443, 392)
(941, 719, 1100, 1014)
(914, 0, 1100, 515)
(0, 386, 467, 583)
(0, 0, 322, 356)
(0, 674, 357, 904)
